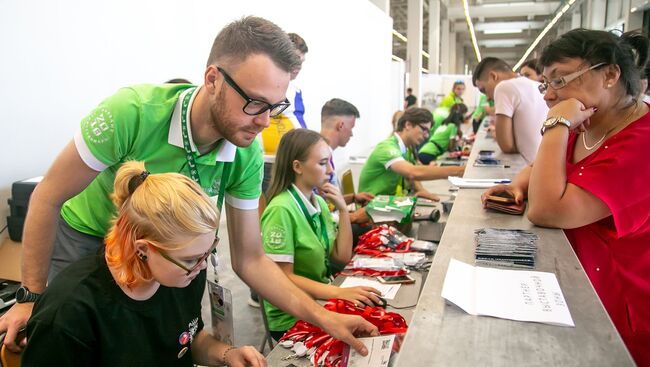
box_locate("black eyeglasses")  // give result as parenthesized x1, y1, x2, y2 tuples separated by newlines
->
(217, 67, 290, 117)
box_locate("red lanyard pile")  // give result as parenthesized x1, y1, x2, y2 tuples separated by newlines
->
(355, 225, 414, 257)
(279, 299, 408, 367)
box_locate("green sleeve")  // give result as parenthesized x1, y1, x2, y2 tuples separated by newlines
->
(375, 141, 404, 168)
(226, 141, 263, 200)
(261, 204, 295, 256)
(78, 87, 140, 168)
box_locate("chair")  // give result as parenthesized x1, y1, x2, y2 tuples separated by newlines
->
(256, 297, 275, 353)
(0, 332, 22, 367)
(340, 169, 355, 197)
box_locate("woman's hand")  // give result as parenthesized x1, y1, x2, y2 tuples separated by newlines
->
(336, 286, 383, 307)
(224, 345, 267, 367)
(481, 184, 526, 206)
(547, 98, 597, 132)
(353, 192, 374, 206)
(319, 183, 347, 211)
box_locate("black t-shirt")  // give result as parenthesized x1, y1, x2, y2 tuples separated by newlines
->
(405, 94, 417, 107)
(22, 252, 206, 367)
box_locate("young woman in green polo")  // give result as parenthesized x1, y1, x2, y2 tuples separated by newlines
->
(261, 129, 382, 340)
(419, 103, 467, 165)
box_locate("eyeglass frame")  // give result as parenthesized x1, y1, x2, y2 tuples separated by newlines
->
(146, 236, 219, 276)
(538, 62, 606, 94)
(216, 66, 291, 117)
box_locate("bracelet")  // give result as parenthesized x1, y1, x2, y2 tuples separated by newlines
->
(222, 346, 236, 365)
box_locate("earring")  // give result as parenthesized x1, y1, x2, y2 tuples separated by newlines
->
(138, 253, 148, 261)
(606, 84, 612, 88)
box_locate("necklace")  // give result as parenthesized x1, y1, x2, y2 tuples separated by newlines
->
(582, 100, 638, 150)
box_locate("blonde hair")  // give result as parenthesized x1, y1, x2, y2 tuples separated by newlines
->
(105, 161, 219, 287)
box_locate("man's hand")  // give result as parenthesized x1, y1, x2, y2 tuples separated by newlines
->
(0, 302, 33, 352)
(353, 192, 374, 206)
(414, 190, 440, 202)
(319, 312, 379, 356)
(349, 208, 370, 225)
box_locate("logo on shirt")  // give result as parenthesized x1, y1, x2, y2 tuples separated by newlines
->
(81, 107, 115, 144)
(265, 224, 286, 250)
(177, 317, 199, 359)
(388, 148, 401, 158)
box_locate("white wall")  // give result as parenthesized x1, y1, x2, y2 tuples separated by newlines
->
(0, 0, 394, 239)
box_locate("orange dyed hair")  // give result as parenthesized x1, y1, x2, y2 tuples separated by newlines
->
(105, 161, 219, 288)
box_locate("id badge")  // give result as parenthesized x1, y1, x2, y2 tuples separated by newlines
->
(207, 280, 234, 345)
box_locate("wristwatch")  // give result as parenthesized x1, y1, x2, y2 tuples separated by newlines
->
(540, 116, 571, 135)
(16, 286, 41, 303)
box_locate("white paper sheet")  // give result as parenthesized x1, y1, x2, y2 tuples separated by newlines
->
(339, 277, 400, 300)
(441, 258, 574, 327)
(343, 334, 395, 367)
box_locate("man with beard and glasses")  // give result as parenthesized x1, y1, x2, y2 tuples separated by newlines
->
(0, 16, 378, 356)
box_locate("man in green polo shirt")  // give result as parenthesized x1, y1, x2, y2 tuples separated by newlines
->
(358, 108, 465, 201)
(0, 16, 377, 355)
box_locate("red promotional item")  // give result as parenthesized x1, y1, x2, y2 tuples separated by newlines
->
(279, 299, 408, 367)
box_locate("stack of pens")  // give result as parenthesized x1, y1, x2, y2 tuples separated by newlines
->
(474, 228, 538, 269)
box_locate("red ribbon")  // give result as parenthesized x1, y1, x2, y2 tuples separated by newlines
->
(355, 225, 414, 256)
(279, 299, 408, 367)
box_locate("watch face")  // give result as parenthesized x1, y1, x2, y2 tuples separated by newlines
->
(16, 286, 27, 302)
(544, 118, 557, 127)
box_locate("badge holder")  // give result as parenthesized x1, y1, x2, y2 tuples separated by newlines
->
(208, 268, 234, 345)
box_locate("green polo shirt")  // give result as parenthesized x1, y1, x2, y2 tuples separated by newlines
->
(62, 84, 263, 237)
(358, 134, 416, 196)
(472, 93, 489, 120)
(438, 92, 463, 110)
(261, 185, 337, 332)
(419, 123, 458, 156)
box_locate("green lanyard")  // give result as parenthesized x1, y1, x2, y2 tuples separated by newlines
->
(180, 87, 231, 236)
(288, 186, 331, 277)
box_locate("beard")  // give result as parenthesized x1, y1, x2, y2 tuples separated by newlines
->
(208, 87, 259, 148)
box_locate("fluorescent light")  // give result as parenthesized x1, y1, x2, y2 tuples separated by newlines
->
(483, 1, 535, 7)
(392, 55, 404, 62)
(483, 29, 523, 34)
(392, 29, 407, 42)
(422, 50, 430, 59)
(421, 67, 430, 73)
(513, 0, 573, 70)
(463, 0, 482, 62)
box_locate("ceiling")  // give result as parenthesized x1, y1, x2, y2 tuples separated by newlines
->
(390, 0, 574, 72)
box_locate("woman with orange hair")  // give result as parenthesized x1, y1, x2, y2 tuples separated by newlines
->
(22, 161, 265, 366)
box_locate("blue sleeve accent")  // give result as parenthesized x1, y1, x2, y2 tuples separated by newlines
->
(293, 90, 307, 129)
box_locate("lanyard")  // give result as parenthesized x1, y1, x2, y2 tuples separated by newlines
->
(180, 87, 231, 235)
(288, 186, 330, 276)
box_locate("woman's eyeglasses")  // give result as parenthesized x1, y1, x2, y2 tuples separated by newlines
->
(147, 237, 219, 275)
(217, 67, 290, 117)
(538, 62, 605, 94)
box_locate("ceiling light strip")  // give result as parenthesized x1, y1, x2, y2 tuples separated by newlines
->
(392, 29, 408, 42)
(513, 0, 576, 70)
(463, 0, 482, 62)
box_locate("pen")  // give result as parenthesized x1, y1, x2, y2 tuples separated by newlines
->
(462, 179, 511, 184)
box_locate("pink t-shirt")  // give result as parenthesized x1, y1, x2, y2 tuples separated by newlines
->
(564, 107, 650, 366)
(494, 77, 548, 164)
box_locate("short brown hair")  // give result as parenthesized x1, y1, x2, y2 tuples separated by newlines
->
(288, 33, 308, 54)
(206, 16, 301, 73)
(396, 107, 432, 132)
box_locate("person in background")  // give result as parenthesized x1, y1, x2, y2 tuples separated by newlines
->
(473, 57, 549, 163)
(471, 93, 495, 134)
(0, 16, 377, 355)
(439, 80, 465, 109)
(260, 32, 309, 156)
(261, 129, 382, 341)
(319, 98, 374, 225)
(404, 87, 417, 108)
(519, 59, 543, 82)
(419, 103, 467, 164)
(482, 29, 650, 366)
(22, 162, 266, 366)
(358, 107, 465, 201)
